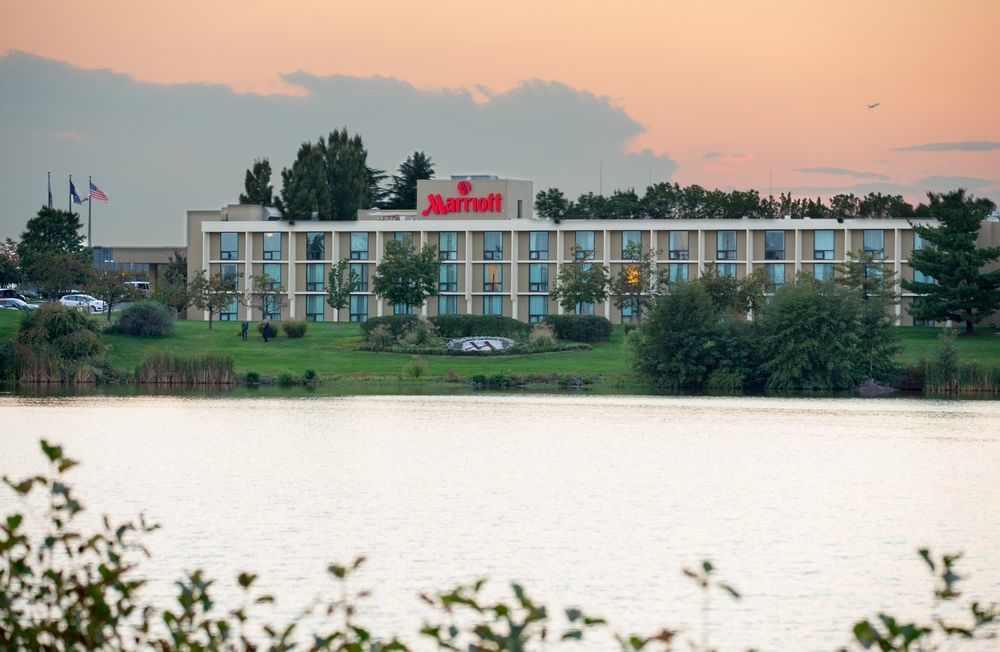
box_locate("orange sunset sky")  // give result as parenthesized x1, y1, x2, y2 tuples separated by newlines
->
(1, 0, 999, 241)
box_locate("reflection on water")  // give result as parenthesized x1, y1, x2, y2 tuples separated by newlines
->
(1, 395, 999, 650)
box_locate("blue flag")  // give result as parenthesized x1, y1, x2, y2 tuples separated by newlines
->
(70, 179, 83, 205)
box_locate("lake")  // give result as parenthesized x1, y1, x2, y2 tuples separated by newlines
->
(2, 394, 998, 650)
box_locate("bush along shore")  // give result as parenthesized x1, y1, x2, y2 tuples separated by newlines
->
(2, 440, 998, 649)
(0, 304, 998, 394)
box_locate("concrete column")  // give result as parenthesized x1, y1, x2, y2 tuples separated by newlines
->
(697, 229, 704, 276)
(287, 230, 296, 320)
(331, 229, 341, 322)
(510, 229, 518, 319)
(555, 225, 564, 315)
(794, 229, 802, 274)
(375, 230, 383, 317)
(202, 232, 210, 321)
(745, 227, 752, 277)
(894, 227, 902, 325)
(603, 228, 611, 319)
(421, 230, 429, 317)
(465, 230, 473, 315)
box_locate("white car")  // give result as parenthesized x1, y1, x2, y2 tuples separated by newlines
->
(0, 298, 39, 311)
(60, 294, 108, 314)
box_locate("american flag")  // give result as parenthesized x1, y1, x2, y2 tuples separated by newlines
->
(89, 181, 109, 202)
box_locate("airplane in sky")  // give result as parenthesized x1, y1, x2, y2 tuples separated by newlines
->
(867, 102, 881, 109)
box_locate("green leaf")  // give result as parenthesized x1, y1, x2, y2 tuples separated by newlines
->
(853, 621, 878, 647)
(41, 440, 62, 462)
(918, 548, 935, 571)
(238, 572, 257, 588)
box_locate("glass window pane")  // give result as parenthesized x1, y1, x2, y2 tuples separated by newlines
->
(716, 263, 737, 278)
(306, 295, 325, 321)
(621, 231, 641, 258)
(668, 263, 688, 282)
(349, 294, 368, 322)
(350, 232, 369, 259)
(863, 229, 884, 257)
(262, 263, 281, 286)
(350, 263, 368, 291)
(439, 232, 458, 260)
(767, 263, 785, 288)
(438, 295, 457, 315)
(220, 233, 239, 260)
(306, 263, 325, 291)
(263, 233, 281, 260)
(306, 232, 325, 260)
(669, 232, 689, 260)
(220, 297, 238, 321)
(528, 263, 548, 291)
(484, 264, 503, 292)
(813, 263, 834, 280)
(528, 296, 547, 323)
(483, 296, 502, 315)
(221, 263, 239, 290)
(529, 232, 549, 259)
(575, 231, 595, 259)
(814, 230, 834, 259)
(717, 231, 736, 259)
(575, 301, 594, 315)
(765, 231, 785, 260)
(439, 264, 457, 292)
(484, 232, 503, 259)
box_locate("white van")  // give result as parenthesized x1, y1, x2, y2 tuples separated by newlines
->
(126, 281, 151, 295)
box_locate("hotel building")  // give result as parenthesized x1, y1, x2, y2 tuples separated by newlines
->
(186, 177, 1000, 326)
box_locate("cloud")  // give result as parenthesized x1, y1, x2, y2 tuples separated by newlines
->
(718, 153, 755, 163)
(702, 151, 720, 159)
(913, 176, 993, 191)
(0, 52, 677, 244)
(770, 178, 999, 206)
(892, 141, 1000, 152)
(795, 166, 890, 181)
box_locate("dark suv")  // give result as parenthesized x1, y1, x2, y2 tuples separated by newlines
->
(0, 289, 28, 302)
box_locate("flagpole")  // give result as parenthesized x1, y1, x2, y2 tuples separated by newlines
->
(69, 174, 73, 214)
(48, 171, 53, 209)
(88, 176, 92, 247)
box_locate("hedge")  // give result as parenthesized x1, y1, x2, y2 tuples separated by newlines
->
(430, 314, 532, 340)
(543, 315, 613, 342)
(359, 315, 418, 339)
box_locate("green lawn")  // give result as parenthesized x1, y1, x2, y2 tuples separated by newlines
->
(2, 310, 998, 381)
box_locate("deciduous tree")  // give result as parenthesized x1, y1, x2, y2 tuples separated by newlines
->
(372, 236, 438, 311)
(551, 248, 609, 313)
(86, 269, 141, 322)
(326, 259, 359, 319)
(608, 242, 658, 322)
(187, 270, 238, 330)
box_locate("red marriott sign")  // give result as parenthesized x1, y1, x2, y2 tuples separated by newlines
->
(421, 181, 502, 216)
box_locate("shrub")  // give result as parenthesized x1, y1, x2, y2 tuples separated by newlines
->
(277, 372, 295, 387)
(282, 320, 308, 338)
(543, 315, 612, 342)
(368, 324, 395, 349)
(112, 300, 175, 336)
(431, 314, 531, 340)
(256, 321, 281, 338)
(360, 315, 417, 339)
(245, 370, 261, 386)
(304, 368, 317, 381)
(54, 330, 104, 359)
(403, 317, 437, 346)
(622, 322, 638, 336)
(402, 355, 428, 379)
(528, 323, 556, 348)
(0, 340, 19, 381)
(18, 303, 98, 343)
(471, 371, 522, 388)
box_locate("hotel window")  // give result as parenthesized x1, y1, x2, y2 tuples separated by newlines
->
(764, 231, 785, 260)
(262, 302, 281, 321)
(349, 294, 368, 322)
(262, 263, 281, 288)
(766, 263, 785, 290)
(438, 295, 457, 315)
(621, 231, 642, 259)
(263, 232, 281, 260)
(220, 297, 238, 321)
(668, 263, 688, 283)
(575, 231, 595, 260)
(528, 263, 548, 292)
(350, 232, 369, 260)
(717, 231, 737, 260)
(863, 229, 884, 259)
(575, 301, 595, 315)
(621, 302, 637, 323)
(393, 303, 411, 315)
(306, 263, 325, 291)
(305, 232, 325, 260)
(483, 264, 503, 292)
(716, 263, 737, 278)
(305, 295, 325, 322)
(439, 263, 458, 292)
(529, 232, 549, 260)
(483, 296, 503, 316)
(484, 232, 503, 260)
(439, 232, 458, 260)
(913, 233, 934, 284)
(528, 296, 547, 323)
(814, 230, 834, 260)
(220, 232, 238, 260)
(221, 263, 239, 291)
(669, 231, 689, 260)
(813, 263, 834, 281)
(394, 232, 411, 242)
(350, 263, 368, 292)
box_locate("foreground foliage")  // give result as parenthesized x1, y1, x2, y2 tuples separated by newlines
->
(2, 442, 997, 650)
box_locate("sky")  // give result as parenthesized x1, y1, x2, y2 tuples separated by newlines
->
(1, 0, 998, 245)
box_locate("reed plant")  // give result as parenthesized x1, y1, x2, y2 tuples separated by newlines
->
(135, 351, 236, 385)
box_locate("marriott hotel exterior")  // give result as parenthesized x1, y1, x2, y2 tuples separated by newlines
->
(186, 177, 1000, 326)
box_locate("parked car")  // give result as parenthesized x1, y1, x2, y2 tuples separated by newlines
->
(0, 298, 39, 311)
(59, 294, 108, 314)
(125, 280, 151, 295)
(0, 289, 29, 302)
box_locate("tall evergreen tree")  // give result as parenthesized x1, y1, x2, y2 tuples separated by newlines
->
(275, 142, 331, 220)
(238, 158, 273, 206)
(324, 128, 374, 220)
(534, 188, 571, 219)
(385, 151, 435, 209)
(902, 189, 1000, 334)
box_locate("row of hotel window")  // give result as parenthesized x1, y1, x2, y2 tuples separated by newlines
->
(220, 230, 904, 262)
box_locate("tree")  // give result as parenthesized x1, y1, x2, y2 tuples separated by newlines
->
(245, 270, 287, 322)
(372, 236, 438, 311)
(275, 142, 332, 221)
(551, 248, 609, 313)
(187, 270, 238, 330)
(697, 264, 744, 315)
(608, 242, 659, 322)
(902, 189, 1000, 334)
(152, 250, 189, 315)
(30, 251, 93, 299)
(534, 188, 571, 219)
(326, 259, 359, 319)
(835, 250, 899, 302)
(386, 151, 435, 209)
(324, 128, 375, 220)
(0, 237, 19, 286)
(17, 207, 89, 289)
(86, 269, 141, 322)
(238, 158, 273, 206)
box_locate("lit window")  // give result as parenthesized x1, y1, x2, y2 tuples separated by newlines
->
(483, 264, 503, 292)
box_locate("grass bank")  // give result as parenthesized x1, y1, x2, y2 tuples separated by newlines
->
(1, 310, 998, 385)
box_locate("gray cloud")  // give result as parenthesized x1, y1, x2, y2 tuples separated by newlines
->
(795, 166, 890, 181)
(702, 151, 720, 159)
(0, 52, 677, 245)
(892, 141, 1000, 152)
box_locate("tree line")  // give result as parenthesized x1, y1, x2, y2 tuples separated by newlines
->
(535, 183, 947, 220)
(237, 130, 435, 220)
